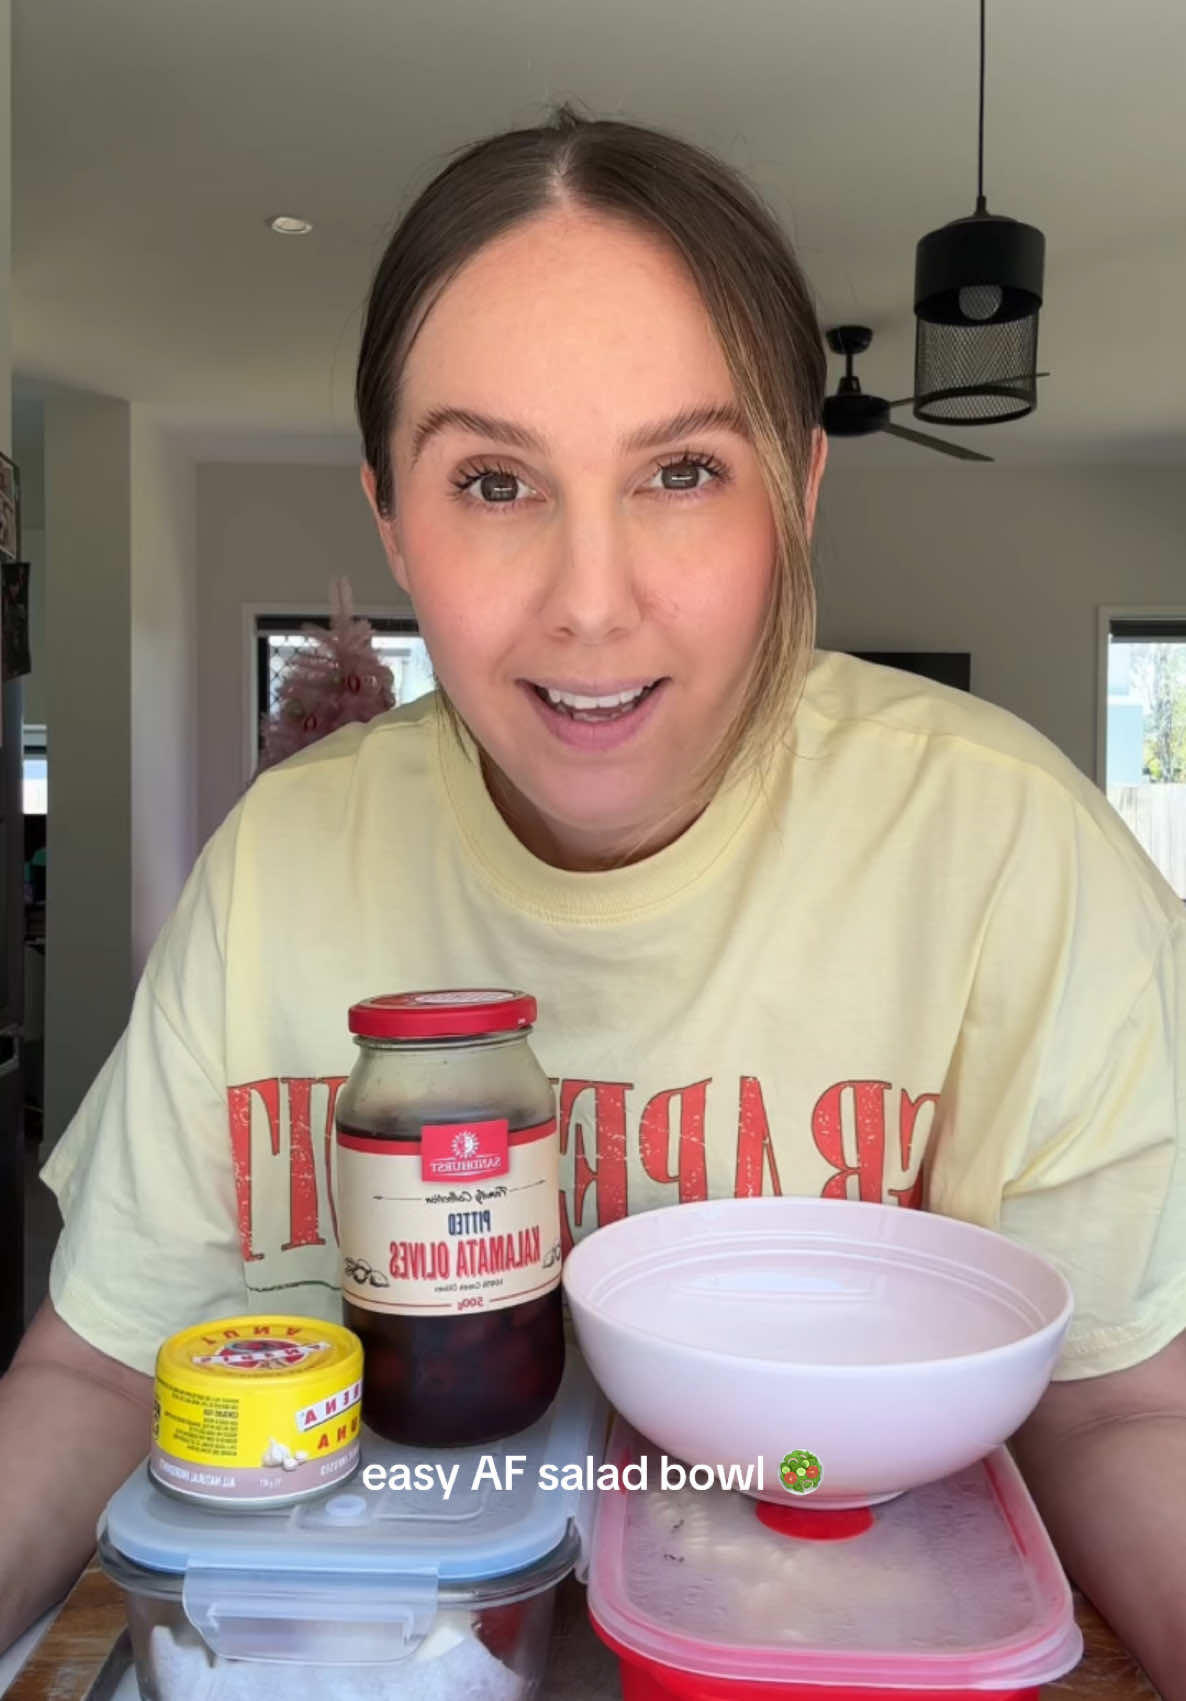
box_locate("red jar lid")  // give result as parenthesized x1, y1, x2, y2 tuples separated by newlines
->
(348, 989, 538, 1040)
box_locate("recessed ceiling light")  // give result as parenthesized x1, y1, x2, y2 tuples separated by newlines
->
(268, 215, 313, 236)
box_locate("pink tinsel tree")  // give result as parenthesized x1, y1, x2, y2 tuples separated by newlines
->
(258, 577, 396, 771)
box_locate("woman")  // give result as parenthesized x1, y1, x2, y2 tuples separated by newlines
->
(3, 109, 1184, 1687)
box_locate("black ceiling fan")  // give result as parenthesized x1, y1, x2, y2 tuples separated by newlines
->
(821, 325, 1046, 463)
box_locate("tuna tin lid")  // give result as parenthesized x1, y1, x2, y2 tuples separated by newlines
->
(156, 1316, 362, 1390)
(348, 990, 537, 1041)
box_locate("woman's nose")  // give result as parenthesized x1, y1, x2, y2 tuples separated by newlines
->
(538, 503, 644, 644)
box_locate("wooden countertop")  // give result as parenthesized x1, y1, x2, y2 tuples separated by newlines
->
(4, 1560, 1160, 1700)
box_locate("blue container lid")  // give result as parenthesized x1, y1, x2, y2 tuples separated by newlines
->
(102, 1353, 606, 1589)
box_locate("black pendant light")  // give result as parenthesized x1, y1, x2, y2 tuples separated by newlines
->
(913, 0, 1045, 425)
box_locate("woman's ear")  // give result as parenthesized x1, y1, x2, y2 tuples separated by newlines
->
(804, 428, 828, 538)
(360, 461, 410, 594)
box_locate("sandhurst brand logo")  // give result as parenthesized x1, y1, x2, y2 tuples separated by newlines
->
(434, 1128, 502, 1175)
(779, 1449, 823, 1495)
(421, 1119, 510, 1182)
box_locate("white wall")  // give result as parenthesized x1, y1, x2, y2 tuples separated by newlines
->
(0, 0, 9, 443)
(21, 528, 45, 726)
(814, 464, 1186, 782)
(130, 415, 197, 975)
(198, 462, 409, 842)
(13, 402, 47, 727)
(42, 397, 200, 1145)
(44, 394, 133, 1144)
(1, 0, 14, 1084)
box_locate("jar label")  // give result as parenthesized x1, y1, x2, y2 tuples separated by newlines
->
(336, 1120, 562, 1316)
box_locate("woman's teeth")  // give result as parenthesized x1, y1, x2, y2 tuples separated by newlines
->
(536, 683, 657, 721)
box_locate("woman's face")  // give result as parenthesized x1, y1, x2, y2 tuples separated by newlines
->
(364, 207, 825, 870)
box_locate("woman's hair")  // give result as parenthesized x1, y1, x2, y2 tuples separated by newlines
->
(356, 105, 826, 791)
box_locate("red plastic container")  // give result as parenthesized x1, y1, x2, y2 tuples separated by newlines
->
(588, 1419, 1083, 1699)
(593, 1625, 1048, 1701)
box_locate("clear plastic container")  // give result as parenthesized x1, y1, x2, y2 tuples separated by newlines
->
(588, 1417, 1084, 1700)
(99, 1354, 605, 1700)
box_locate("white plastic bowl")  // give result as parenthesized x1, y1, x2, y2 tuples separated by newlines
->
(562, 1197, 1073, 1508)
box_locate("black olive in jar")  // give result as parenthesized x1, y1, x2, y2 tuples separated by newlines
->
(335, 991, 564, 1447)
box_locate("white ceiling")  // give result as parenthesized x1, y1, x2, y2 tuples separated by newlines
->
(12, 0, 1186, 468)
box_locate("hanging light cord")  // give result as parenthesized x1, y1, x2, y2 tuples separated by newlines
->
(976, 0, 987, 213)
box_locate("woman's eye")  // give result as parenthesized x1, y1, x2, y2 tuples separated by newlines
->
(455, 467, 530, 505)
(476, 470, 523, 503)
(647, 457, 720, 494)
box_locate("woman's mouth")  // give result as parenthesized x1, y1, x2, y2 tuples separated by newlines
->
(529, 680, 664, 724)
(521, 678, 669, 752)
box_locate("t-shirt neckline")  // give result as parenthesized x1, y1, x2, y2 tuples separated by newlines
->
(434, 709, 764, 924)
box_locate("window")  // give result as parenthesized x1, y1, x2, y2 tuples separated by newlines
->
(252, 612, 434, 762)
(1100, 611, 1186, 900)
(22, 723, 46, 815)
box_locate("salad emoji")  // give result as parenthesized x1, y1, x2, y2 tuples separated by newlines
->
(779, 1449, 823, 1495)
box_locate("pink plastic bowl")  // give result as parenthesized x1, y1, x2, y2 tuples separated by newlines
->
(562, 1197, 1073, 1508)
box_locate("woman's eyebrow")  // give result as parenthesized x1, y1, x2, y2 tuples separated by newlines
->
(410, 407, 544, 465)
(409, 401, 749, 466)
(620, 404, 750, 452)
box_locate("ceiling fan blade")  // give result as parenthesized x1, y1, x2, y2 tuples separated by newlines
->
(886, 372, 1051, 410)
(881, 423, 994, 463)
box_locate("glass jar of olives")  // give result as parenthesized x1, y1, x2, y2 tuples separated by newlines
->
(335, 990, 564, 1447)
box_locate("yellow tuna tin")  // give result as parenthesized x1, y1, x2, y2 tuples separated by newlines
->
(150, 1316, 363, 1507)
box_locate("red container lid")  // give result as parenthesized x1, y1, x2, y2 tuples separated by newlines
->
(348, 989, 537, 1040)
(588, 1419, 1084, 1694)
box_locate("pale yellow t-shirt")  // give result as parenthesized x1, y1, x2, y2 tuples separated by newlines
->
(43, 653, 1186, 1380)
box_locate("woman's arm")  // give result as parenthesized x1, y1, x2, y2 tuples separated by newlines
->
(1011, 1329, 1186, 1701)
(0, 1301, 153, 1652)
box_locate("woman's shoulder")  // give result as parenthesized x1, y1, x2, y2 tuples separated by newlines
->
(160, 696, 450, 974)
(798, 651, 1182, 930)
(801, 650, 1086, 794)
(222, 693, 447, 856)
